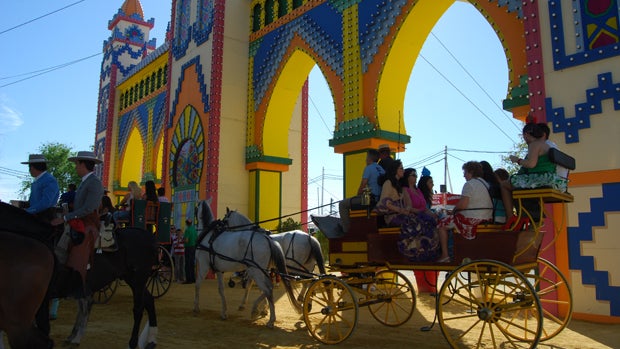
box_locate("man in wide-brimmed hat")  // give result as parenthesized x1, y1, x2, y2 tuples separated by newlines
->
(21, 154, 60, 220)
(377, 143, 394, 172)
(51, 151, 104, 284)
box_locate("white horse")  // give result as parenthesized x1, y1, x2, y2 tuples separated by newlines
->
(222, 209, 326, 309)
(193, 200, 301, 328)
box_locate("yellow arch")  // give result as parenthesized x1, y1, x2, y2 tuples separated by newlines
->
(377, 0, 453, 133)
(262, 49, 318, 159)
(120, 126, 144, 187)
(377, 0, 519, 132)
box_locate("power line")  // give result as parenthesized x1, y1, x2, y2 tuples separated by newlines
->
(418, 53, 518, 144)
(0, 52, 102, 88)
(0, 166, 29, 179)
(308, 94, 333, 136)
(0, 0, 88, 36)
(430, 31, 522, 133)
(448, 148, 512, 154)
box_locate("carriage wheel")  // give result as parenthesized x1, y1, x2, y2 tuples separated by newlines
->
(93, 279, 119, 304)
(303, 276, 358, 344)
(521, 258, 572, 342)
(146, 245, 174, 298)
(367, 270, 416, 327)
(437, 260, 542, 349)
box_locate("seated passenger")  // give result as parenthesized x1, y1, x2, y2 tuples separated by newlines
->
(480, 160, 505, 224)
(338, 149, 385, 233)
(400, 168, 437, 219)
(376, 160, 412, 226)
(417, 174, 435, 210)
(377, 161, 439, 262)
(436, 161, 493, 263)
(500, 123, 568, 222)
(112, 180, 142, 224)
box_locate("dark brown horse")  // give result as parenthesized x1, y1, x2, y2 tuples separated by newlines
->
(0, 202, 159, 349)
(0, 228, 55, 348)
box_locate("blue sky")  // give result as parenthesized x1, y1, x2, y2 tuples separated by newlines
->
(0, 1, 522, 215)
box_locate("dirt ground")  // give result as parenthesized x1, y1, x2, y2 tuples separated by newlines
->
(6, 272, 619, 348)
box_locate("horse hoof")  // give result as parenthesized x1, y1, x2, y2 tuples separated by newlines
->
(238, 305, 245, 311)
(62, 340, 79, 348)
(220, 314, 227, 320)
(266, 322, 275, 329)
(145, 342, 157, 349)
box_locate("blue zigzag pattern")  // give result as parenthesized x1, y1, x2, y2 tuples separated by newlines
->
(169, 56, 210, 124)
(117, 92, 167, 153)
(568, 182, 620, 316)
(252, 4, 343, 111)
(546, 72, 620, 144)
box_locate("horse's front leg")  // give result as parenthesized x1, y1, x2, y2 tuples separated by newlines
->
(127, 286, 147, 349)
(65, 297, 92, 345)
(239, 278, 254, 311)
(193, 251, 208, 313)
(216, 272, 228, 320)
(137, 291, 158, 349)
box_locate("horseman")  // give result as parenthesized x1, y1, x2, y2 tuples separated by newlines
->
(21, 154, 60, 223)
(51, 151, 104, 288)
(19, 154, 60, 337)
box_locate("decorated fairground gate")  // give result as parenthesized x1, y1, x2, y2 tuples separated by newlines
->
(95, 0, 620, 321)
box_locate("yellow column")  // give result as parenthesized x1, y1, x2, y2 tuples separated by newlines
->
(342, 5, 362, 123)
(248, 169, 282, 230)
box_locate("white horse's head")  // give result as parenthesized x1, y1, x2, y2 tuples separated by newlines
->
(196, 198, 214, 233)
(223, 208, 254, 231)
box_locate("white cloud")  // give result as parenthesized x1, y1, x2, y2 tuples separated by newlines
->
(0, 95, 23, 135)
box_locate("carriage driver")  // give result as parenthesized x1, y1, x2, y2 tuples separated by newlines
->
(51, 151, 104, 284)
(21, 154, 60, 222)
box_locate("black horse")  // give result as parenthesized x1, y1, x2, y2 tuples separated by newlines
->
(0, 230, 55, 349)
(0, 202, 159, 348)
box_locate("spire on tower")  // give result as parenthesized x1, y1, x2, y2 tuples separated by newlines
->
(121, 0, 144, 19)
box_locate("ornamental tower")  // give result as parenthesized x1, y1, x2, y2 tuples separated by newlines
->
(94, 0, 156, 186)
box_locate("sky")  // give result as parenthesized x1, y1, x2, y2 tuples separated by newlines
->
(0, 1, 523, 217)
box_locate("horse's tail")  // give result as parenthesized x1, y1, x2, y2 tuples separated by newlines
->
(309, 235, 326, 275)
(269, 237, 302, 314)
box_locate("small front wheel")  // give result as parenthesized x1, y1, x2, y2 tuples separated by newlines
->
(368, 270, 416, 326)
(303, 276, 358, 344)
(146, 245, 174, 298)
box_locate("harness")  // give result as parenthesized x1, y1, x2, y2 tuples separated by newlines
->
(197, 220, 273, 279)
(278, 233, 315, 277)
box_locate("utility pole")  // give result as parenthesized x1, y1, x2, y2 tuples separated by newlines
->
(321, 167, 325, 214)
(443, 145, 448, 193)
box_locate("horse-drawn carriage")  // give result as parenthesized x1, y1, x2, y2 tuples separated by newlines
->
(302, 150, 575, 347)
(94, 199, 174, 303)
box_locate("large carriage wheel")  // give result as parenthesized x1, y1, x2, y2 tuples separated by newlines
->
(437, 260, 543, 349)
(303, 275, 358, 344)
(146, 245, 174, 298)
(93, 279, 119, 304)
(367, 270, 416, 327)
(521, 258, 572, 341)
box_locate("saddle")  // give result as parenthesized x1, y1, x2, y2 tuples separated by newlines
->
(95, 213, 118, 252)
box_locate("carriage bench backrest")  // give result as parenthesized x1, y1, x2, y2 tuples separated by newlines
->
(548, 147, 576, 176)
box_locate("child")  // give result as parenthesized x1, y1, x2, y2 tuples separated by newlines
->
(171, 228, 185, 283)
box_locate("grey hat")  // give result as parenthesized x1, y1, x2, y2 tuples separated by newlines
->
(21, 154, 48, 164)
(68, 151, 103, 164)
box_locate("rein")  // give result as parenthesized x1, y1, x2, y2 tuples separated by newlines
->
(224, 201, 339, 231)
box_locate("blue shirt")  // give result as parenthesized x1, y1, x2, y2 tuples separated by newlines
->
(362, 162, 385, 198)
(26, 171, 60, 214)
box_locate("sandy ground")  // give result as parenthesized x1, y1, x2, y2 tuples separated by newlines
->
(4, 272, 619, 348)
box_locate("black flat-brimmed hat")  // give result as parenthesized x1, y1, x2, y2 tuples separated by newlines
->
(68, 151, 103, 164)
(21, 154, 48, 164)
